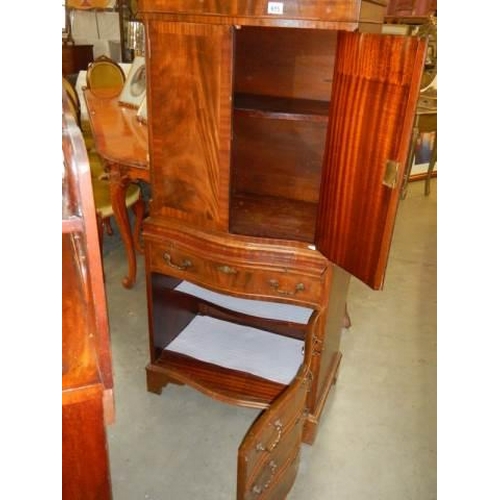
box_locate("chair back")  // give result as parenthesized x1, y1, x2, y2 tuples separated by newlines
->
(86, 56, 126, 91)
(63, 77, 81, 126)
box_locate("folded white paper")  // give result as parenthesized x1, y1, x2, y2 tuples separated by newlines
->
(166, 315, 304, 385)
(175, 281, 313, 324)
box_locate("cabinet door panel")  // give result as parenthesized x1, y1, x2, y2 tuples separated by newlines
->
(147, 21, 233, 231)
(237, 364, 309, 500)
(315, 32, 426, 289)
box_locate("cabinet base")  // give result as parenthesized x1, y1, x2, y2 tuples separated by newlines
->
(146, 349, 343, 446)
(302, 351, 342, 445)
(146, 351, 287, 409)
(146, 363, 185, 394)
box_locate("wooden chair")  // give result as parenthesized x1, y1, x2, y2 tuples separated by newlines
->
(62, 81, 145, 258)
(62, 76, 81, 127)
(86, 55, 126, 92)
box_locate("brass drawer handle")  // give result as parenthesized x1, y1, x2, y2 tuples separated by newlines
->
(217, 264, 238, 275)
(163, 251, 192, 271)
(251, 460, 278, 495)
(266, 420, 282, 451)
(255, 419, 283, 453)
(268, 280, 305, 296)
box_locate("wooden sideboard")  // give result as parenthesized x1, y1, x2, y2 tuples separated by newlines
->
(62, 44, 94, 76)
(138, 1, 426, 497)
(62, 88, 114, 499)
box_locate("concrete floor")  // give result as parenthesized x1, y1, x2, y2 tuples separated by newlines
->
(102, 179, 437, 500)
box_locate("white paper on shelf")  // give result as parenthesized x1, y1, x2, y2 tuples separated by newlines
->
(166, 315, 304, 385)
(175, 281, 313, 324)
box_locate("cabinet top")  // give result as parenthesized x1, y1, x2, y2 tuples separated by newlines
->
(138, 0, 387, 30)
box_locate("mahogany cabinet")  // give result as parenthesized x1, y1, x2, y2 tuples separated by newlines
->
(138, 1, 426, 497)
(62, 89, 114, 499)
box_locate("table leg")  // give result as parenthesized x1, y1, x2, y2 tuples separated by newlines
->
(401, 125, 419, 200)
(108, 166, 137, 289)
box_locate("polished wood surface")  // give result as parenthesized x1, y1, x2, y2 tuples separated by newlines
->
(139, 0, 387, 29)
(230, 27, 334, 242)
(84, 88, 149, 287)
(84, 88, 148, 169)
(140, 3, 423, 496)
(147, 21, 232, 231)
(142, 19, 424, 449)
(236, 311, 316, 500)
(62, 90, 114, 500)
(145, 217, 330, 308)
(63, 397, 112, 500)
(315, 32, 426, 290)
(237, 363, 310, 499)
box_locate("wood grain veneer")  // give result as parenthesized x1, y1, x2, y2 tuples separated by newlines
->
(62, 90, 114, 499)
(139, 3, 425, 495)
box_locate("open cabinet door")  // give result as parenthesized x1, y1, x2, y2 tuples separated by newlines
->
(237, 362, 310, 500)
(315, 32, 427, 290)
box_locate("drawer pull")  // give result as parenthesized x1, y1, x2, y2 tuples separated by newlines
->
(268, 280, 305, 296)
(251, 460, 278, 495)
(217, 264, 238, 275)
(256, 419, 283, 453)
(163, 251, 192, 271)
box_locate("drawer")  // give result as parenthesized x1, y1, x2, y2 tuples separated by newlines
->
(146, 238, 327, 308)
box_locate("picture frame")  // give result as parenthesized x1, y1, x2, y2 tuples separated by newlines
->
(118, 56, 146, 108)
(136, 95, 147, 124)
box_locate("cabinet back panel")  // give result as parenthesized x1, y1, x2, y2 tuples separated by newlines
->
(232, 115, 325, 203)
(234, 27, 337, 101)
(230, 193, 317, 242)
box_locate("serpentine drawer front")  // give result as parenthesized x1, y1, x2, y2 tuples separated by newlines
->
(145, 233, 329, 309)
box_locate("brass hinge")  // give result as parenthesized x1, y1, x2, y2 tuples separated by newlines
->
(382, 160, 400, 189)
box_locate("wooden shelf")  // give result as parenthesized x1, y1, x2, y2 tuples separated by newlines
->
(149, 351, 287, 409)
(230, 193, 318, 243)
(234, 93, 330, 122)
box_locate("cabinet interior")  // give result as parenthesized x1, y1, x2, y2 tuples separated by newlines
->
(229, 27, 338, 243)
(150, 272, 313, 407)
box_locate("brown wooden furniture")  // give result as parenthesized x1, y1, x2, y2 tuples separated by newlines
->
(65, 77, 145, 259)
(84, 87, 149, 288)
(62, 43, 94, 76)
(139, 1, 426, 497)
(62, 88, 114, 499)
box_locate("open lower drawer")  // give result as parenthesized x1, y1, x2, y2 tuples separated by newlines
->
(146, 275, 317, 499)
